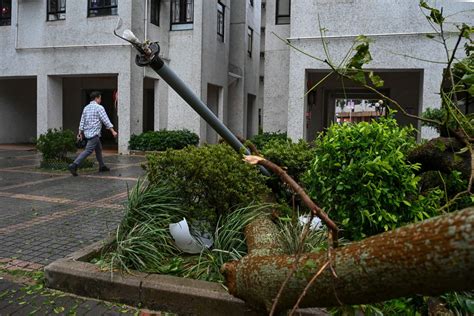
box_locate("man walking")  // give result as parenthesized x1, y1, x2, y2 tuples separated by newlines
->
(68, 91, 118, 176)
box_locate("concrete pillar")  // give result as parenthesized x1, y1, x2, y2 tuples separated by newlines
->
(117, 72, 131, 154)
(117, 66, 144, 154)
(155, 79, 169, 130)
(130, 66, 144, 137)
(37, 75, 63, 137)
(287, 65, 306, 141)
(228, 81, 245, 137)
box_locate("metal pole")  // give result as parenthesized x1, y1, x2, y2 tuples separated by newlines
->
(134, 43, 270, 176)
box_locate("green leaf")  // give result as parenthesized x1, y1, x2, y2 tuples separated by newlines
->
(369, 71, 385, 88)
(455, 147, 469, 155)
(352, 71, 367, 84)
(468, 85, 474, 96)
(461, 74, 474, 85)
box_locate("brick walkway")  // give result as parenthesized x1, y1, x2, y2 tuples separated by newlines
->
(0, 146, 158, 315)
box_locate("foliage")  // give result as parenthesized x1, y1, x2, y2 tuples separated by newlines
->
(36, 128, 76, 161)
(129, 129, 199, 151)
(146, 144, 269, 225)
(276, 215, 328, 255)
(305, 117, 442, 240)
(330, 292, 474, 316)
(248, 132, 289, 151)
(99, 180, 185, 273)
(177, 204, 268, 283)
(261, 139, 316, 182)
(442, 291, 474, 315)
(98, 180, 270, 282)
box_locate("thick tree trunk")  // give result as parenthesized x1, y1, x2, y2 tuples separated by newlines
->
(408, 137, 471, 179)
(222, 208, 474, 312)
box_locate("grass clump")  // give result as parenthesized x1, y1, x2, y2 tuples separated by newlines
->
(99, 178, 272, 283)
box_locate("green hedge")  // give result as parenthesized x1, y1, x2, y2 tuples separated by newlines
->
(129, 130, 199, 151)
(249, 132, 289, 151)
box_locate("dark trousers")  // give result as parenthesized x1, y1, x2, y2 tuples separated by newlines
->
(73, 136, 105, 167)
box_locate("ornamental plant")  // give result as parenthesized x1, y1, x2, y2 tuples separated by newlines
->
(305, 117, 442, 240)
(36, 128, 76, 161)
(129, 129, 199, 151)
(249, 132, 289, 150)
(146, 144, 269, 225)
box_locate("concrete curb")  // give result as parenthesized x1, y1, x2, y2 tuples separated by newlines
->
(44, 240, 328, 316)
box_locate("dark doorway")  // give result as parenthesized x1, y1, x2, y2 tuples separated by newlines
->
(305, 70, 423, 141)
(143, 78, 156, 133)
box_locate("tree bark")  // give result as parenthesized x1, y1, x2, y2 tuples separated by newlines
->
(222, 208, 474, 312)
(408, 137, 471, 180)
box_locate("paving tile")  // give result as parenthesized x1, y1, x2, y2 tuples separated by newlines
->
(0, 149, 153, 315)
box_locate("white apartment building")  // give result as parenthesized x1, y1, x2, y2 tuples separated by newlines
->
(0, 0, 262, 153)
(260, 0, 473, 141)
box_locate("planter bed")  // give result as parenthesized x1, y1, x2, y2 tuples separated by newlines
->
(44, 239, 328, 316)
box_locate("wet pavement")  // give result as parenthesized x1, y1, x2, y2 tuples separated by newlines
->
(0, 146, 154, 315)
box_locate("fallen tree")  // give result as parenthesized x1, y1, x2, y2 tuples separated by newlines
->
(408, 137, 472, 180)
(222, 207, 474, 312)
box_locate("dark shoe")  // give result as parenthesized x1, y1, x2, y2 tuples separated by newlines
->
(99, 166, 110, 172)
(68, 163, 78, 176)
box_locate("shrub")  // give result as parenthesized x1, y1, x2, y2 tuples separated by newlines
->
(146, 144, 269, 225)
(249, 132, 289, 150)
(36, 128, 76, 161)
(261, 139, 316, 182)
(129, 129, 199, 151)
(305, 117, 442, 240)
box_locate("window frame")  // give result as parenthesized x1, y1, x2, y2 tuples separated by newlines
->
(47, 0, 66, 22)
(151, 0, 160, 26)
(88, 0, 118, 18)
(276, 0, 290, 25)
(217, 1, 225, 42)
(0, 0, 11, 26)
(170, 0, 194, 30)
(247, 27, 253, 58)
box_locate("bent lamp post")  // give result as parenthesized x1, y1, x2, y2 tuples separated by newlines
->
(117, 28, 270, 176)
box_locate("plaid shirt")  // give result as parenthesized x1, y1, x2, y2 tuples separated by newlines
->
(79, 101, 113, 139)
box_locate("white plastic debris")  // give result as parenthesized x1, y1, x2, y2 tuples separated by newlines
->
(122, 29, 141, 44)
(298, 215, 322, 230)
(169, 218, 213, 254)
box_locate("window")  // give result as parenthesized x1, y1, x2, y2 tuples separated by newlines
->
(171, 0, 193, 31)
(151, 0, 160, 26)
(250, 0, 254, 7)
(0, 0, 11, 26)
(247, 27, 253, 57)
(88, 0, 118, 17)
(276, 0, 290, 24)
(217, 1, 225, 41)
(47, 0, 66, 21)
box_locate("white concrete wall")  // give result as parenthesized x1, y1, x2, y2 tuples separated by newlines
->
(200, 0, 231, 143)
(166, 1, 203, 136)
(228, 0, 263, 138)
(263, 0, 473, 140)
(0, 78, 37, 143)
(0, 0, 259, 151)
(244, 0, 261, 138)
(262, 0, 290, 134)
(0, 0, 143, 153)
(228, 0, 246, 137)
